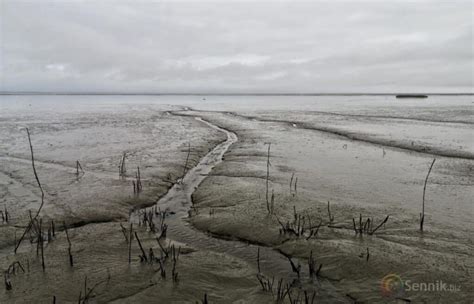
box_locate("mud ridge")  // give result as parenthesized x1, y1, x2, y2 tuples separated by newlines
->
(182, 109, 474, 160)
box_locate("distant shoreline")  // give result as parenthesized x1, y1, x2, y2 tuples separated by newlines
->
(1, 92, 473, 96)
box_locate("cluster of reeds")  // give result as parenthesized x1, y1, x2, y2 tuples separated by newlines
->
(257, 247, 308, 303)
(20, 215, 48, 271)
(276, 207, 321, 240)
(256, 273, 317, 304)
(136, 208, 169, 239)
(287, 290, 317, 304)
(256, 274, 293, 303)
(352, 214, 389, 236)
(133, 230, 181, 283)
(128, 219, 180, 282)
(257, 247, 319, 304)
(256, 247, 291, 301)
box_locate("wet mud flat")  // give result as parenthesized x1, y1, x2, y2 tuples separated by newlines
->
(186, 107, 473, 303)
(0, 104, 267, 303)
(1, 96, 473, 303)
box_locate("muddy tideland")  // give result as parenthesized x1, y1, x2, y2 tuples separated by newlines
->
(0, 95, 472, 303)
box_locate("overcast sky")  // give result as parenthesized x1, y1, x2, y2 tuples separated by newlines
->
(1, 0, 472, 93)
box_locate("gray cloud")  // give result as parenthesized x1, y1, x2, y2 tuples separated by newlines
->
(1, 0, 472, 93)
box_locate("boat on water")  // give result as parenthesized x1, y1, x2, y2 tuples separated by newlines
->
(395, 94, 428, 98)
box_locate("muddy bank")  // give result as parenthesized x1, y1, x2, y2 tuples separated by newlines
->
(1, 221, 268, 303)
(187, 110, 473, 303)
(0, 108, 225, 248)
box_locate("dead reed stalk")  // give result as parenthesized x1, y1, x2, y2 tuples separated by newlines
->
(307, 250, 322, 279)
(134, 232, 147, 262)
(128, 223, 133, 264)
(327, 201, 334, 223)
(280, 251, 301, 279)
(39, 219, 45, 271)
(277, 207, 320, 240)
(133, 167, 143, 194)
(77, 275, 108, 304)
(0, 206, 9, 223)
(76, 160, 84, 176)
(420, 158, 436, 232)
(119, 152, 127, 177)
(265, 143, 272, 214)
(353, 215, 389, 235)
(182, 142, 191, 177)
(64, 222, 74, 267)
(15, 128, 46, 253)
(119, 223, 128, 243)
(257, 247, 261, 273)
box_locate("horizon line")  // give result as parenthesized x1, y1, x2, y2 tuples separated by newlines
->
(1, 91, 473, 96)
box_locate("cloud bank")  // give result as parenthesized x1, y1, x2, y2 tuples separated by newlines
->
(1, 0, 472, 93)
